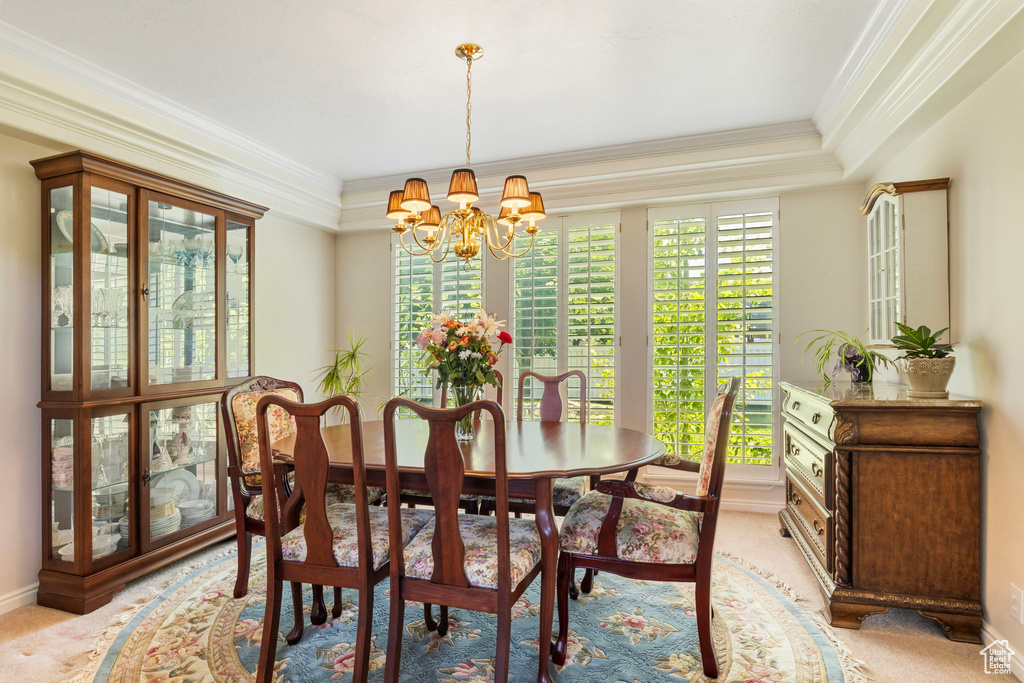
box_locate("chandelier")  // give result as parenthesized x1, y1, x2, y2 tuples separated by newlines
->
(386, 43, 544, 266)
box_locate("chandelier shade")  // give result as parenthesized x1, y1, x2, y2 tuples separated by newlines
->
(447, 168, 480, 204)
(387, 44, 542, 266)
(500, 175, 531, 209)
(400, 178, 432, 213)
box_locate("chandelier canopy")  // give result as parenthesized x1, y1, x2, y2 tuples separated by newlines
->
(387, 44, 543, 266)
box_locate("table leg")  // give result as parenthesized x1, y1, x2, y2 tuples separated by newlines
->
(534, 478, 556, 683)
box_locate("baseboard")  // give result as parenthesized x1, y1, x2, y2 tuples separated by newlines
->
(982, 622, 1024, 680)
(0, 581, 38, 615)
(641, 469, 785, 514)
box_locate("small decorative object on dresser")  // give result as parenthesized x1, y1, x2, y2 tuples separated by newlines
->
(778, 381, 983, 642)
(797, 329, 893, 384)
(890, 322, 955, 398)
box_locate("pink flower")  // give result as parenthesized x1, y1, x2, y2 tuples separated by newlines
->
(430, 328, 447, 344)
(623, 614, 648, 629)
(333, 651, 356, 672)
(450, 660, 477, 677)
(633, 521, 653, 536)
(416, 329, 431, 349)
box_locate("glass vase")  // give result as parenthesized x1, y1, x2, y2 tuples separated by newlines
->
(451, 384, 482, 441)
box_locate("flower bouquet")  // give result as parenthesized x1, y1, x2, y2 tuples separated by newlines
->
(417, 309, 512, 439)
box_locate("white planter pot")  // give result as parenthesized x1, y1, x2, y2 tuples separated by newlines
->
(901, 357, 956, 398)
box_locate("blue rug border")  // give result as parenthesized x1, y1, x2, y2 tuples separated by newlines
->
(93, 551, 848, 681)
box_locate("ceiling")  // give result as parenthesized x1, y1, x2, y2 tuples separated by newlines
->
(1, 0, 879, 182)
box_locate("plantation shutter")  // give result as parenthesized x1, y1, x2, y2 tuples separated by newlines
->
(513, 229, 560, 419)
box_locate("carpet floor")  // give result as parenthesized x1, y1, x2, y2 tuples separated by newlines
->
(0, 510, 1009, 682)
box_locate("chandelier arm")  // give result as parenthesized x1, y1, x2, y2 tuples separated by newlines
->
(405, 223, 438, 253)
(398, 229, 433, 257)
(489, 231, 536, 259)
(482, 212, 517, 253)
(428, 216, 456, 263)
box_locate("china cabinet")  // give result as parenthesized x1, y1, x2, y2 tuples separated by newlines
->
(33, 151, 266, 613)
(859, 178, 950, 345)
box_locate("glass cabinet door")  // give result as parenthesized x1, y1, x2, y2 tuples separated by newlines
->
(48, 417, 76, 564)
(226, 219, 251, 379)
(146, 199, 218, 388)
(90, 410, 132, 561)
(49, 185, 75, 394)
(89, 187, 131, 391)
(144, 398, 220, 546)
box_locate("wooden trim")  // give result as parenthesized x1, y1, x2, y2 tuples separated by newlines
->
(31, 151, 268, 218)
(859, 178, 950, 215)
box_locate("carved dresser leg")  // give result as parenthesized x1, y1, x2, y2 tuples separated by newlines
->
(918, 611, 983, 644)
(777, 510, 791, 537)
(828, 600, 889, 629)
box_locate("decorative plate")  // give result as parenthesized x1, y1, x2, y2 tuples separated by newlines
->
(54, 210, 111, 254)
(153, 470, 200, 505)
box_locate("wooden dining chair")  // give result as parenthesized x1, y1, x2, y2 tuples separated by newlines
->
(399, 370, 503, 513)
(381, 397, 543, 683)
(221, 376, 384, 631)
(253, 394, 433, 683)
(554, 377, 739, 678)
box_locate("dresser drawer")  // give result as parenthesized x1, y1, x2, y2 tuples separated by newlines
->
(782, 386, 834, 443)
(786, 475, 831, 572)
(784, 422, 829, 504)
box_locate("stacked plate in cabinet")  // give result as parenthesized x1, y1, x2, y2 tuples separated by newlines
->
(150, 485, 181, 539)
(177, 499, 215, 528)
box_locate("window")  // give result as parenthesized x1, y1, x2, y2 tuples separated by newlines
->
(512, 212, 618, 424)
(650, 199, 777, 471)
(391, 242, 484, 405)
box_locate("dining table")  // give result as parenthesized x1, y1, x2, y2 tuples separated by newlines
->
(272, 417, 667, 683)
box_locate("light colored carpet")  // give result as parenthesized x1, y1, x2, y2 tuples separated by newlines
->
(0, 510, 1008, 682)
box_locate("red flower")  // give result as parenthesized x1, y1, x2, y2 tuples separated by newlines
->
(445, 320, 459, 329)
(447, 341, 458, 352)
(497, 331, 513, 345)
(459, 335, 471, 347)
(486, 352, 499, 365)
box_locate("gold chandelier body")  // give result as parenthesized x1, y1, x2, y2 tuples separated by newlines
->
(387, 44, 544, 266)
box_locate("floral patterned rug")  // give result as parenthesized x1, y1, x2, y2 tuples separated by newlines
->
(80, 545, 866, 682)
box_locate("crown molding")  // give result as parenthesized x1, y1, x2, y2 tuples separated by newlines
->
(818, 0, 1024, 178)
(0, 21, 343, 230)
(342, 120, 821, 196)
(338, 145, 843, 232)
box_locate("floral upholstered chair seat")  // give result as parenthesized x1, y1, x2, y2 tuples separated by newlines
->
(402, 514, 542, 589)
(244, 483, 385, 522)
(559, 486, 702, 565)
(481, 475, 586, 509)
(278, 504, 433, 570)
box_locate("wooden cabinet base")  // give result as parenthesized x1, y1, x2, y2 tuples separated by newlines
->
(919, 610, 984, 644)
(827, 600, 889, 629)
(38, 522, 234, 614)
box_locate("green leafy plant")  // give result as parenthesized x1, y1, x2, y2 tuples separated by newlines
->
(314, 334, 373, 401)
(890, 323, 952, 359)
(797, 329, 894, 385)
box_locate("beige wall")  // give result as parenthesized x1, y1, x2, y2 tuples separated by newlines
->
(0, 130, 336, 609)
(869, 48, 1024, 651)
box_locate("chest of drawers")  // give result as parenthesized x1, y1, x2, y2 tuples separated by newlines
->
(778, 381, 983, 642)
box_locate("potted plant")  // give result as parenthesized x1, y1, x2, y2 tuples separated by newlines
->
(797, 329, 894, 386)
(890, 323, 955, 398)
(314, 334, 373, 414)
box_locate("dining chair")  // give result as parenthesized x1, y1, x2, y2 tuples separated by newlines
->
(399, 370, 503, 514)
(221, 376, 384, 629)
(554, 377, 740, 679)
(253, 394, 433, 683)
(381, 397, 543, 683)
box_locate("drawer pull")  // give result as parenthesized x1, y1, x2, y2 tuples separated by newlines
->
(811, 412, 821, 424)
(792, 401, 801, 410)
(810, 462, 823, 478)
(812, 518, 824, 536)
(790, 491, 802, 506)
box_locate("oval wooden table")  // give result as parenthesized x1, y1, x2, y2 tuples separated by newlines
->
(273, 419, 667, 683)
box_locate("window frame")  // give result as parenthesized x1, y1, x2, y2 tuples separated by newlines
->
(646, 197, 781, 482)
(507, 211, 620, 425)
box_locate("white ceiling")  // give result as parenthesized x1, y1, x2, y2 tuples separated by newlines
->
(1, 0, 878, 182)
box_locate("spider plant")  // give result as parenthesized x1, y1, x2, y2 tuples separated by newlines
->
(797, 329, 894, 385)
(315, 334, 373, 402)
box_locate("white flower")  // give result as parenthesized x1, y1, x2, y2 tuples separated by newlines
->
(475, 308, 506, 337)
(432, 310, 454, 325)
(458, 349, 473, 360)
(470, 352, 482, 359)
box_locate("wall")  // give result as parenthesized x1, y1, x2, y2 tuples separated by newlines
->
(868, 47, 1024, 657)
(0, 130, 336, 611)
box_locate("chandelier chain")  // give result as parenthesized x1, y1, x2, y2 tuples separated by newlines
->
(465, 54, 472, 167)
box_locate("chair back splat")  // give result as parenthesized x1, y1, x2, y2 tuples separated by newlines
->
(516, 370, 586, 423)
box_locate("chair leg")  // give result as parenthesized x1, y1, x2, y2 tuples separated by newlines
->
(332, 586, 344, 619)
(438, 605, 449, 637)
(234, 530, 253, 599)
(581, 568, 595, 594)
(696, 568, 718, 678)
(463, 499, 479, 515)
(256, 574, 283, 683)
(353, 585, 374, 683)
(494, 605, 512, 683)
(310, 585, 327, 625)
(424, 603, 437, 632)
(383, 580, 406, 683)
(554, 552, 572, 665)
(285, 581, 305, 645)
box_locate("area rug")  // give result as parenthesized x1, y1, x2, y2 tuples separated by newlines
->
(75, 545, 866, 682)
